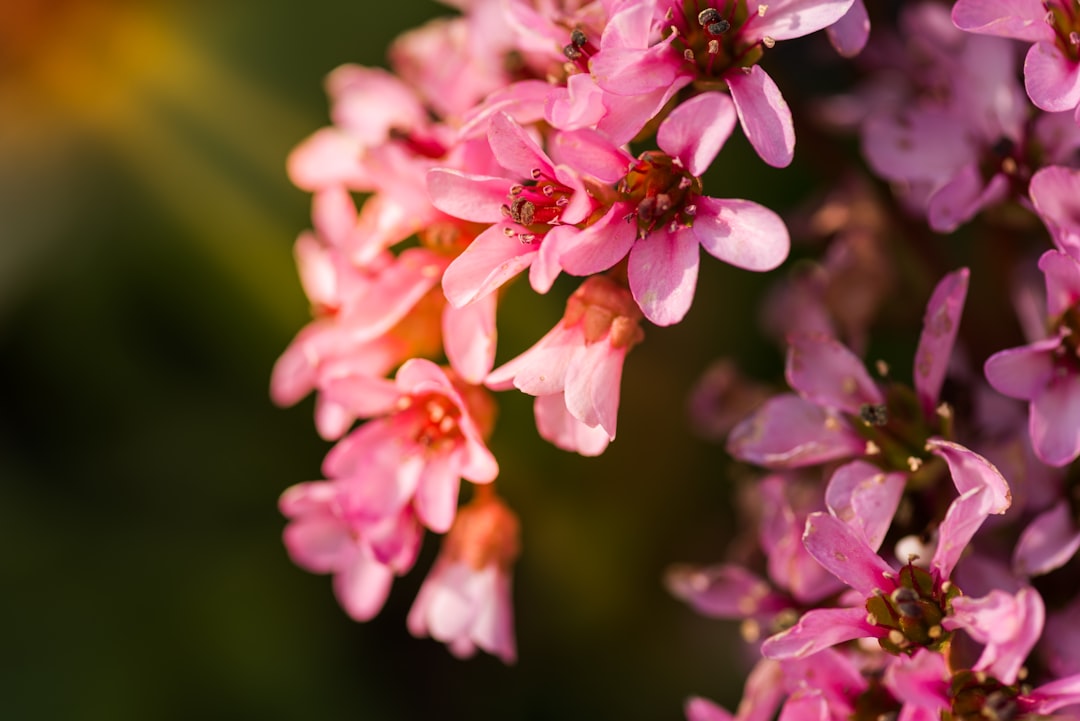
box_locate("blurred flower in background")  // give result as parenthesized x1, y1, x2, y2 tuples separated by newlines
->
(0, 2, 754, 719)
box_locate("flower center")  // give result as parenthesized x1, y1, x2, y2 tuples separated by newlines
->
(1045, 0, 1080, 62)
(500, 167, 574, 243)
(865, 563, 957, 655)
(666, 0, 766, 83)
(401, 392, 463, 450)
(618, 151, 702, 237)
(949, 671, 1021, 721)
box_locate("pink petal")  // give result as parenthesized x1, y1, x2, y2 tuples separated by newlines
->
(927, 439, 1011, 510)
(726, 66, 795, 168)
(825, 461, 906, 552)
(333, 547, 394, 621)
(944, 587, 1044, 685)
(559, 203, 637, 277)
(282, 515, 352, 574)
(861, 109, 972, 183)
(529, 224, 573, 294)
(628, 226, 701, 326)
(320, 373, 402, 418)
(984, 339, 1060, 400)
(760, 606, 878, 659)
(927, 166, 1009, 233)
(692, 197, 790, 272)
(665, 563, 773, 619)
(802, 511, 896, 595)
(827, 0, 869, 57)
(287, 128, 371, 191)
(1030, 369, 1080, 466)
(598, 78, 691, 146)
(545, 73, 607, 132)
(564, 341, 627, 438)
(1024, 674, 1080, 714)
(1030, 166, 1080, 256)
(914, 268, 970, 416)
(1013, 500, 1080, 576)
(685, 697, 734, 721)
(1040, 248, 1080, 318)
(443, 292, 497, 384)
(426, 168, 514, 223)
(550, 129, 634, 185)
(342, 248, 447, 338)
(533, 393, 611, 457)
(487, 112, 552, 180)
(883, 649, 951, 712)
(414, 452, 462, 533)
(786, 333, 884, 415)
(778, 691, 829, 721)
(951, 0, 1050, 42)
(486, 324, 577, 395)
(657, 92, 737, 176)
(469, 569, 516, 664)
(1025, 41, 1080, 112)
(726, 393, 868, 468)
(441, 223, 537, 307)
(750, 0, 857, 41)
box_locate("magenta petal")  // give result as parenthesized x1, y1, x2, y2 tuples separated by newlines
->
(927, 166, 1009, 233)
(559, 203, 637, 277)
(726, 66, 795, 168)
(665, 563, 773, 619)
(760, 606, 877, 659)
(1013, 500, 1080, 576)
(1025, 41, 1080, 113)
(441, 223, 537, 307)
(827, 0, 869, 57)
(984, 339, 1059, 400)
(657, 92, 736, 176)
(944, 587, 1044, 685)
(692, 197, 790, 272)
(1024, 674, 1080, 714)
(951, 0, 1049, 42)
(685, 696, 734, 721)
(786, 333, 883, 415)
(914, 268, 970, 416)
(825, 461, 906, 552)
(803, 511, 896, 595)
(628, 226, 700, 326)
(1031, 166, 1080, 256)
(1030, 370, 1080, 466)
(779, 692, 829, 721)
(883, 649, 951, 712)
(927, 439, 1011, 509)
(726, 393, 867, 468)
(427, 169, 514, 223)
(1039, 248, 1080, 318)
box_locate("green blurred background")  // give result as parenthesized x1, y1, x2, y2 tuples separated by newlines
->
(0, 2, 804, 718)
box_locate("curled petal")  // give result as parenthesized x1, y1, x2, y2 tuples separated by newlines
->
(802, 512, 896, 596)
(761, 606, 879, 659)
(1024, 41, 1080, 113)
(914, 268, 969, 417)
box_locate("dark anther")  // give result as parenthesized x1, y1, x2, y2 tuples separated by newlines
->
(983, 692, 1018, 721)
(707, 19, 731, 34)
(991, 136, 1016, 158)
(697, 8, 722, 26)
(563, 44, 582, 61)
(570, 28, 587, 48)
(510, 197, 536, 226)
(859, 403, 888, 426)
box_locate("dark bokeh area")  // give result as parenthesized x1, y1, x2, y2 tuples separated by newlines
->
(0, 2, 838, 719)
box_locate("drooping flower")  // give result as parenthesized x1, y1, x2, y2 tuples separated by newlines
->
(407, 488, 520, 663)
(486, 274, 644, 445)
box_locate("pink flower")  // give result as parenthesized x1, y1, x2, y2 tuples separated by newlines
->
(427, 112, 597, 306)
(555, 91, 789, 325)
(590, 0, 855, 167)
(280, 481, 422, 622)
(729, 268, 970, 471)
(760, 440, 1011, 660)
(985, 250, 1080, 466)
(321, 359, 499, 534)
(943, 586, 1045, 685)
(1031, 165, 1080, 258)
(408, 489, 520, 663)
(953, 0, 1080, 123)
(486, 275, 644, 443)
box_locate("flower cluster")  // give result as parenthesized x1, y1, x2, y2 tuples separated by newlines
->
(273, 0, 1080, 717)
